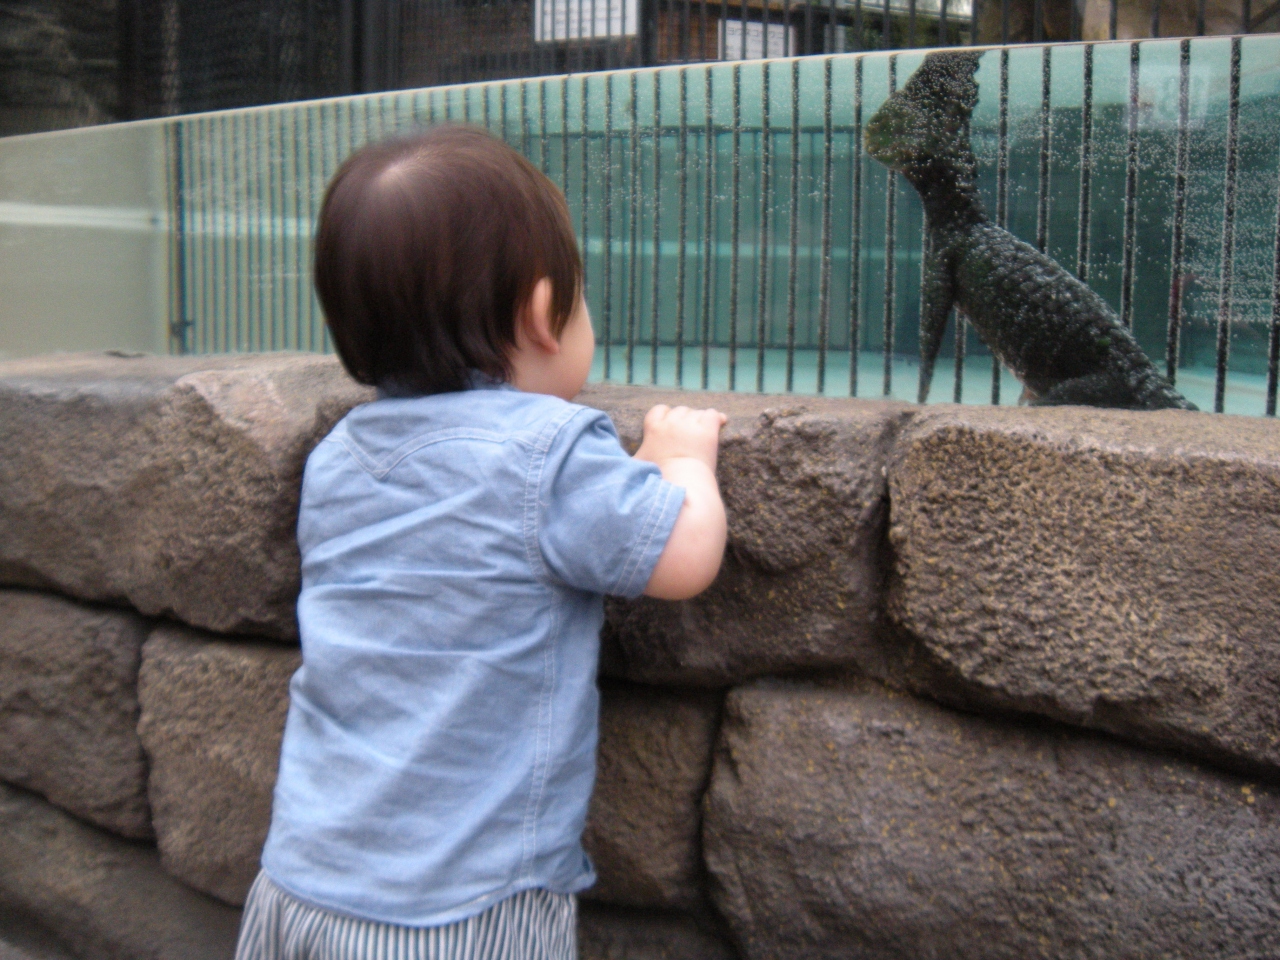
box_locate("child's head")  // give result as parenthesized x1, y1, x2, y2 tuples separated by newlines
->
(315, 126, 583, 396)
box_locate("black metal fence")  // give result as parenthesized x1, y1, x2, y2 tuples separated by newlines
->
(117, 0, 1280, 120)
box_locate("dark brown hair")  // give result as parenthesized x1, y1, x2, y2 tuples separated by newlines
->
(314, 126, 582, 395)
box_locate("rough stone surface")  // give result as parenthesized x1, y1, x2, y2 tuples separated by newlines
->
(0, 780, 241, 960)
(582, 385, 910, 686)
(583, 683, 721, 910)
(0, 589, 151, 839)
(579, 904, 737, 960)
(137, 624, 299, 906)
(0, 351, 373, 640)
(704, 678, 1280, 960)
(887, 405, 1280, 779)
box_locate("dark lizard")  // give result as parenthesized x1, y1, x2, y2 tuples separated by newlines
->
(864, 50, 1196, 411)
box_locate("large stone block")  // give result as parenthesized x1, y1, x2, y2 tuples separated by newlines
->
(137, 625, 299, 905)
(704, 679, 1280, 960)
(579, 904, 737, 960)
(887, 406, 1280, 778)
(0, 589, 150, 839)
(583, 683, 720, 910)
(582, 386, 910, 686)
(0, 352, 372, 640)
(0, 781, 241, 960)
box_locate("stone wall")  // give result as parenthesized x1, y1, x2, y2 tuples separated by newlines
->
(2, 351, 1278, 959)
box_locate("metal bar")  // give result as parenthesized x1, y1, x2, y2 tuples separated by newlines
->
(883, 55, 896, 397)
(197, 116, 211, 354)
(1268, 157, 1280, 415)
(757, 61, 773, 392)
(1215, 36, 1242, 413)
(1197, 0, 1205, 34)
(818, 57, 833, 394)
(627, 71, 640, 383)
(289, 108, 306, 351)
(581, 75, 590, 300)
(1077, 43, 1093, 282)
(522, 80, 531, 157)
(1037, 46, 1051, 254)
(729, 63, 742, 389)
(1150, 0, 1160, 37)
(267, 110, 282, 350)
(225, 112, 240, 351)
(1242, 0, 1252, 32)
(603, 73, 614, 378)
(306, 105, 320, 351)
(855, 0, 864, 50)
(1033, 0, 1042, 42)
(1001, 0, 1009, 43)
(785, 58, 800, 392)
(561, 78, 570, 192)
(882, 0, 891, 49)
(910, 0, 918, 46)
(1109, 0, 1118, 38)
(784, 0, 792, 56)
(650, 71, 663, 384)
(993, 47, 1009, 405)
(701, 66, 715, 388)
(170, 123, 189, 354)
(1165, 38, 1190, 384)
(721, 0, 729, 60)
(850, 56, 863, 397)
(701, 0, 709, 60)
(682, 0, 690, 62)
(740, 0, 748, 59)
(540, 80, 550, 175)
(1120, 42, 1140, 331)
(971, 0, 980, 45)
(677, 68, 689, 385)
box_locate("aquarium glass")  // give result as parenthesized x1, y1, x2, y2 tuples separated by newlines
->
(2, 36, 1279, 414)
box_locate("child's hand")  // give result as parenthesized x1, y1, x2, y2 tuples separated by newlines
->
(634, 404, 728, 601)
(633, 404, 728, 472)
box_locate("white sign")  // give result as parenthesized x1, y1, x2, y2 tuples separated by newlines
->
(534, 0, 638, 41)
(719, 19, 795, 61)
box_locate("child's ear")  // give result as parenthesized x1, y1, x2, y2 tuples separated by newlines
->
(517, 278, 560, 355)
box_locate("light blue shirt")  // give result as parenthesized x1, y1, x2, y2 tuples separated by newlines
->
(261, 379, 684, 926)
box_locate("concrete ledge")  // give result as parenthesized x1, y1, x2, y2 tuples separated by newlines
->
(0, 352, 372, 640)
(0, 589, 151, 839)
(704, 678, 1280, 959)
(585, 385, 909, 686)
(0, 781, 240, 960)
(579, 903, 737, 960)
(887, 405, 1280, 778)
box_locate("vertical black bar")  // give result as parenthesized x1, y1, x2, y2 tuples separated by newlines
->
(677, 68, 689, 385)
(850, 56, 863, 397)
(757, 62, 773, 392)
(1033, 0, 1042, 42)
(306, 105, 320, 351)
(817, 57, 833, 394)
(763, 0, 772, 58)
(626, 71, 640, 383)
(170, 123, 190, 354)
(993, 47, 1009, 405)
(1215, 37, 1241, 414)
(740, 0, 748, 59)
(561, 78, 570, 191)
(784, 0, 792, 56)
(682, 0, 691, 62)
(1120, 42, 1140, 331)
(785, 58, 801, 391)
(1001, 0, 1008, 43)
(1109, 0, 1117, 38)
(1242, 0, 1252, 32)
(882, 0, 891, 49)
(290, 108, 306, 351)
(701, 66, 715, 388)
(1196, 0, 1205, 34)
(521, 80, 531, 157)
(855, 0, 864, 50)
(603, 73, 615, 378)
(229, 113, 243, 351)
(1036, 46, 1051, 254)
(581, 76, 590, 300)
(970, 0, 981, 45)
(729, 63, 742, 389)
(805, 0, 813, 54)
(701, 0, 709, 60)
(1077, 43, 1093, 282)
(1150, 0, 1160, 37)
(650, 71, 663, 384)
(1165, 38, 1190, 384)
(267, 110, 281, 350)
(909, 0, 917, 47)
(1070, 0, 1080, 40)
(882, 55, 897, 397)
(1268, 160, 1280, 415)
(197, 117, 212, 355)
(540, 81, 550, 175)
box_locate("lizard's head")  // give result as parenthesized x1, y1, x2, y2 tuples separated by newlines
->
(865, 51, 982, 174)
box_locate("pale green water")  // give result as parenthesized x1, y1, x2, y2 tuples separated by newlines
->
(3, 37, 1280, 413)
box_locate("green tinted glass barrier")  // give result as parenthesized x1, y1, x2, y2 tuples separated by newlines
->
(3, 37, 1280, 414)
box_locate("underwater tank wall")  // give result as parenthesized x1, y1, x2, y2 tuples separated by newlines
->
(1, 36, 1278, 414)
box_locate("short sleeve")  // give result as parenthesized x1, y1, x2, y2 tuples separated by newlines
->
(536, 408, 685, 598)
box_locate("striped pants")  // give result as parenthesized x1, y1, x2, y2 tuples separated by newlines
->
(234, 872, 577, 960)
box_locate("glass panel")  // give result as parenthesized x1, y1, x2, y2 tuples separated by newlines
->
(3, 36, 1280, 414)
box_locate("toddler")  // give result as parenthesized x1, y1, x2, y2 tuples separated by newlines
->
(234, 126, 727, 960)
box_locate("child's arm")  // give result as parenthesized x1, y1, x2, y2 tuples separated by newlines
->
(633, 404, 728, 600)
